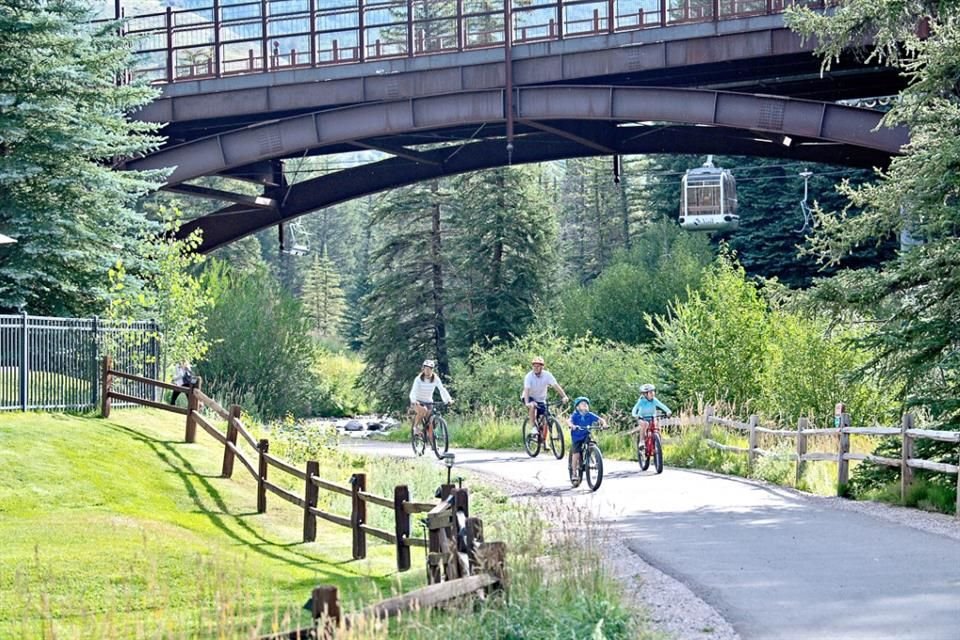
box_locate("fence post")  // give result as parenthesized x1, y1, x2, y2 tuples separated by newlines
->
(796, 417, 808, 487)
(427, 522, 442, 584)
(304, 460, 319, 542)
(394, 485, 411, 572)
(222, 404, 240, 477)
(90, 315, 100, 408)
(351, 473, 367, 560)
(257, 438, 269, 513)
(901, 412, 915, 503)
(184, 379, 200, 443)
(747, 415, 758, 469)
(477, 540, 508, 596)
(19, 310, 28, 411)
(836, 410, 850, 495)
(311, 585, 341, 635)
(101, 356, 113, 418)
(464, 516, 484, 574)
(703, 404, 714, 439)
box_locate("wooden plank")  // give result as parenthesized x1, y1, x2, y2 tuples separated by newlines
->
(194, 411, 227, 444)
(405, 537, 428, 548)
(906, 428, 960, 444)
(427, 512, 454, 530)
(360, 524, 398, 544)
(864, 453, 901, 468)
(907, 458, 959, 475)
(349, 573, 499, 623)
(264, 480, 307, 508)
(843, 452, 867, 461)
(358, 490, 394, 509)
(311, 476, 352, 497)
(109, 369, 187, 393)
(309, 507, 353, 529)
(264, 452, 308, 481)
(753, 447, 797, 460)
(403, 501, 438, 514)
(108, 391, 189, 415)
(352, 473, 367, 560)
(801, 452, 838, 462)
(843, 426, 900, 436)
(704, 439, 749, 453)
(801, 428, 838, 436)
(194, 389, 230, 419)
(230, 415, 258, 450)
(707, 416, 751, 431)
(754, 426, 798, 436)
(229, 441, 259, 481)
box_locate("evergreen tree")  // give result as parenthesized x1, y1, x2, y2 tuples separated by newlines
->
(362, 180, 450, 409)
(0, 0, 163, 314)
(300, 249, 346, 341)
(344, 197, 374, 351)
(448, 166, 558, 353)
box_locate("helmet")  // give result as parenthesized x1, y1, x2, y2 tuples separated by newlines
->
(573, 396, 590, 408)
(531, 356, 545, 365)
(640, 383, 656, 393)
(422, 359, 436, 368)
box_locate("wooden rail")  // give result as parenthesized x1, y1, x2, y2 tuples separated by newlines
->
(695, 403, 960, 516)
(99, 359, 443, 571)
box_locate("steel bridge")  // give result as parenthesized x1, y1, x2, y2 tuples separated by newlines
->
(111, 0, 909, 252)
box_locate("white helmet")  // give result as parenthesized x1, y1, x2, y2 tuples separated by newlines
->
(422, 359, 436, 368)
(640, 383, 656, 393)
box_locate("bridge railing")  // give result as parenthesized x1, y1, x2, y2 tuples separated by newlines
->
(98, 0, 827, 85)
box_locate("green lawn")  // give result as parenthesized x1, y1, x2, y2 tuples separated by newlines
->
(0, 409, 443, 638)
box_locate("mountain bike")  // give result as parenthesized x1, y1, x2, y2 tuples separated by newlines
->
(568, 425, 605, 491)
(411, 402, 449, 459)
(521, 401, 565, 459)
(636, 411, 665, 474)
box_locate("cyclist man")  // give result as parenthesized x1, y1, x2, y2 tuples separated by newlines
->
(568, 396, 606, 484)
(520, 356, 569, 440)
(631, 383, 672, 424)
(409, 359, 452, 434)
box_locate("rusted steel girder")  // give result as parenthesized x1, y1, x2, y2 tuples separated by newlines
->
(129, 86, 907, 188)
(179, 124, 898, 254)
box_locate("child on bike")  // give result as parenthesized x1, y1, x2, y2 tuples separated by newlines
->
(631, 383, 671, 425)
(568, 396, 606, 484)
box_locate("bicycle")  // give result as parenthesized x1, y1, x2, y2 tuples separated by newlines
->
(411, 402, 450, 459)
(521, 401, 565, 459)
(636, 411, 665, 474)
(568, 425, 605, 491)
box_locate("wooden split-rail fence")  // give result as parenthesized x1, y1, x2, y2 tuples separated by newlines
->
(100, 357, 482, 571)
(690, 404, 960, 515)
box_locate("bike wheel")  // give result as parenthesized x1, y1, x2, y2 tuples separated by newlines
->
(637, 434, 650, 470)
(586, 445, 604, 491)
(653, 433, 664, 474)
(432, 417, 449, 459)
(411, 423, 426, 457)
(548, 417, 565, 460)
(522, 417, 541, 457)
(568, 451, 582, 488)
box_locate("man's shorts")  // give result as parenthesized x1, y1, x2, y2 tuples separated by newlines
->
(523, 398, 547, 416)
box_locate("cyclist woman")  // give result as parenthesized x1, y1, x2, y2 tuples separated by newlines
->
(568, 396, 606, 483)
(409, 359, 452, 434)
(631, 383, 671, 423)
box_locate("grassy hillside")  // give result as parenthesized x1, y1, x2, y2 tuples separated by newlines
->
(0, 409, 439, 638)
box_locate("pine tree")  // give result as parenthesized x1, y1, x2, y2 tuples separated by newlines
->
(301, 249, 347, 341)
(362, 180, 450, 409)
(448, 166, 558, 353)
(0, 0, 163, 314)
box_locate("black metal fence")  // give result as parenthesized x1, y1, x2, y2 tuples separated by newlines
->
(0, 313, 161, 412)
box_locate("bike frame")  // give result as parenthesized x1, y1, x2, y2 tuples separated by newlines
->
(642, 416, 660, 456)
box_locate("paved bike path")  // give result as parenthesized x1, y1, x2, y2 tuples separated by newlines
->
(348, 440, 960, 640)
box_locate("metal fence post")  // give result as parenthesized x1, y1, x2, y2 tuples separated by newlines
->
(91, 315, 100, 408)
(19, 310, 28, 411)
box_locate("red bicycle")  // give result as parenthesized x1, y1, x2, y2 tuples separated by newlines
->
(636, 411, 665, 474)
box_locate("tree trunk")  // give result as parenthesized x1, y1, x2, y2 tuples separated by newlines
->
(429, 181, 450, 378)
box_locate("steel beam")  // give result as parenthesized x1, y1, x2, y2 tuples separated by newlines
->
(518, 120, 619, 154)
(166, 183, 277, 209)
(128, 86, 908, 187)
(182, 125, 896, 254)
(347, 141, 441, 165)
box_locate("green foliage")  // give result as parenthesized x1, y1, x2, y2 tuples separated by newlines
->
(105, 208, 210, 365)
(301, 250, 346, 341)
(200, 261, 319, 419)
(0, 0, 164, 315)
(449, 166, 558, 352)
(557, 222, 712, 344)
(453, 330, 656, 421)
(311, 349, 370, 417)
(650, 253, 768, 410)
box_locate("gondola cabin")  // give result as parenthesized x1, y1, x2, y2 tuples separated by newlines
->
(679, 159, 739, 231)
